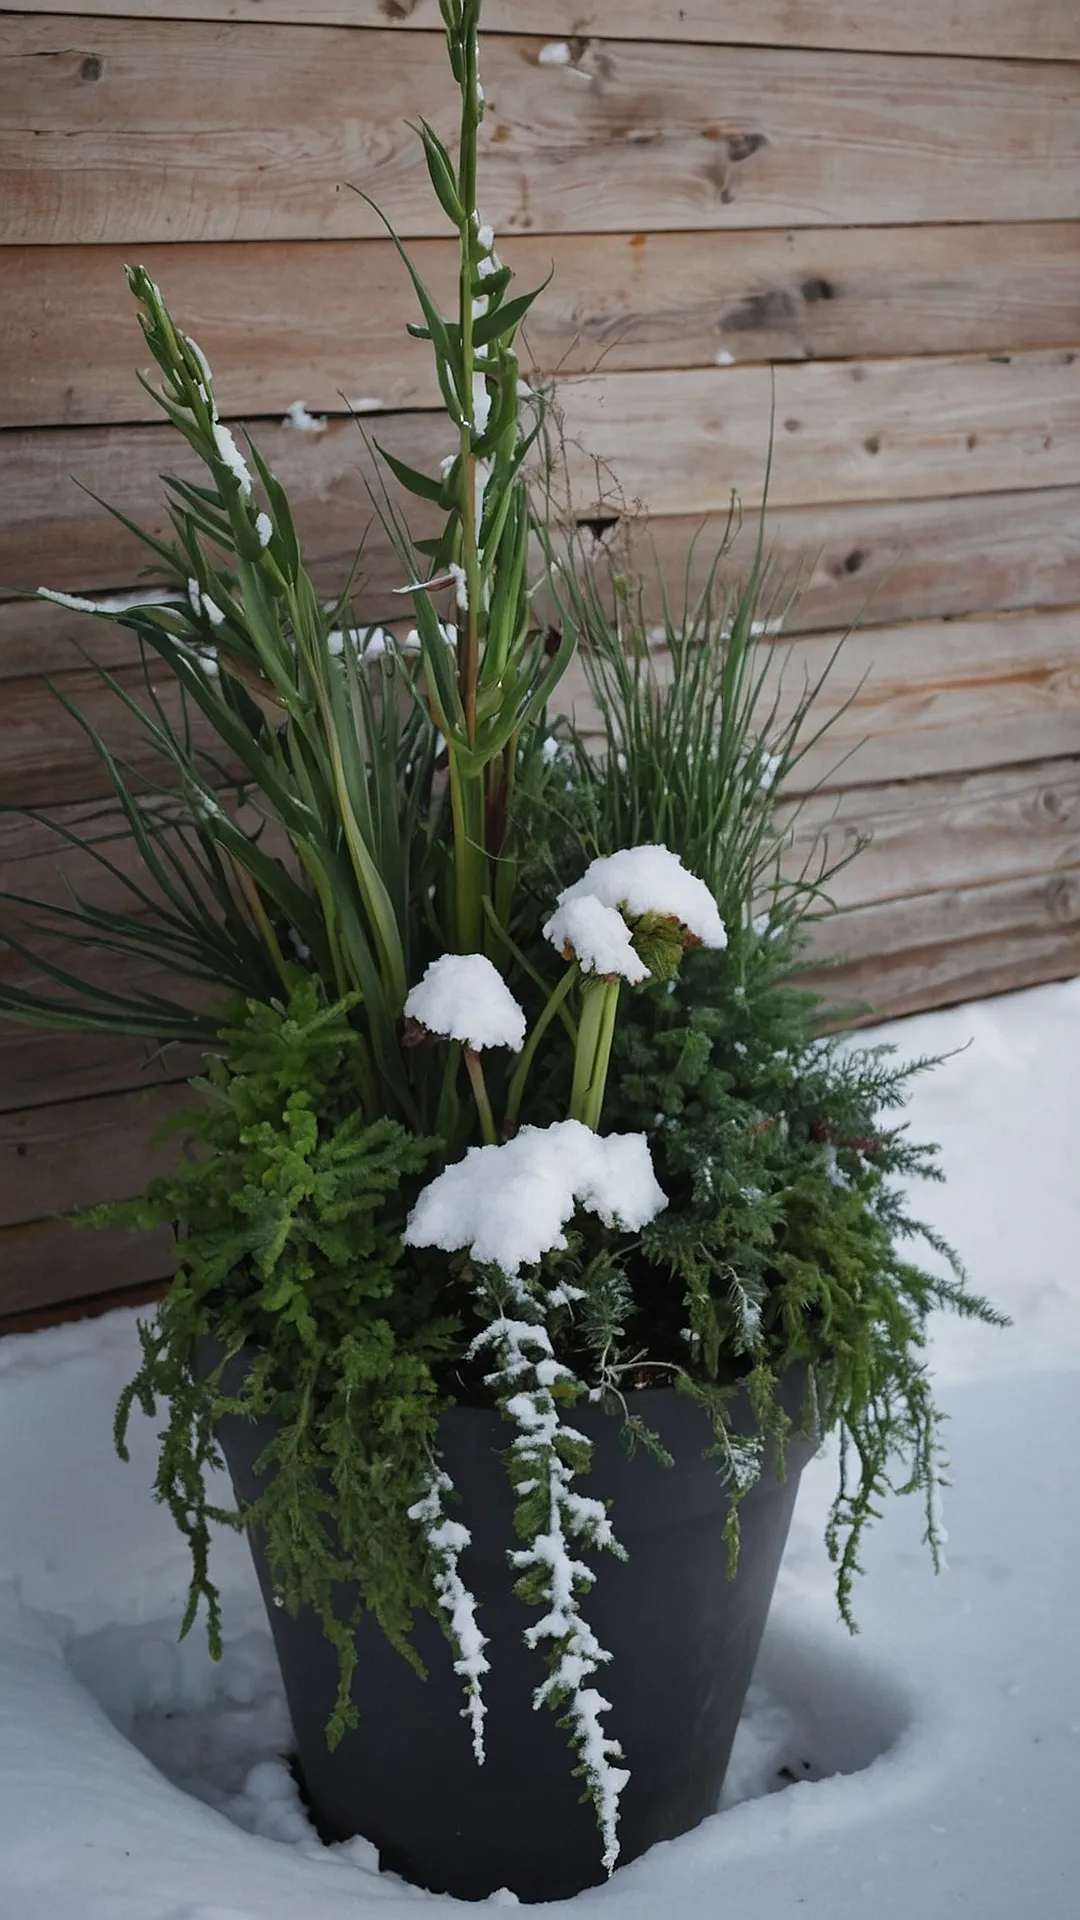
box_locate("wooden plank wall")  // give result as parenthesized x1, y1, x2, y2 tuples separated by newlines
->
(2, 2, 1079, 1324)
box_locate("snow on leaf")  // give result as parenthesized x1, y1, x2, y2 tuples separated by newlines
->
(211, 423, 253, 497)
(408, 1468, 489, 1763)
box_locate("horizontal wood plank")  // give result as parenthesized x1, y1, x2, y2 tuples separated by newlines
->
(4, 25, 1080, 243)
(566, 605, 1080, 792)
(0, 665, 237, 806)
(811, 915, 1080, 1024)
(0, 1213, 174, 1319)
(789, 759, 1080, 911)
(774, 610, 1080, 792)
(635, 489, 1080, 640)
(806, 868, 1080, 1020)
(553, 354, 1080, 518)
(4, 354, 1079, 600)
(0, 1081, 187, 1227)
(7, 598, 1077, 812)
(8, 753, 1080, 942)
(0, 1016, 198, 1116)
(9, 223, 1080, 430)
(5, 485, 1079, 669)
(4, 4, 1077, 63)
(0, 1272, 166, 1337)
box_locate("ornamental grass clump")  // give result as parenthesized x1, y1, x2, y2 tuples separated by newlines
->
(0, 0, 1003, 1880)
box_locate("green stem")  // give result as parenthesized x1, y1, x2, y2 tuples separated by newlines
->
(448, 752, 485, 954)
(504, 963, 579, 1134)
(464, 1045, 498, 1145)
(457, 17, 482, 749)
(569, 977, 622, 1130)
(481, 896, 578, 1044)
(230, 857, 291, 994)
(584, 977, 622, 1131)
(448, 5, 487, 954)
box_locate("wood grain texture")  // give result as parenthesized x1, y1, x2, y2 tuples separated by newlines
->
(773, 610, 1080, 792)
(566, 605, 1080, 792)
(0, 1213, 174, 1319)
(9, 754, 1080, 937)
(5, 353, 1078, 599)
(634, 489, 1080, 640)
(0, 1016, 197, 1116)
(807, 898, 1080, 1022)
(4, 3, 1078, 62)
(0, 793, 191, 903)
(0, 801, 228, 1111)
(0, 1271, 166, 1336)
(553, 353, 1080, 518)
(789, 759, 1080, 911)
(6, 486, 1079, 664)
(0, 1081, 187, 1228)
(6, 603, 1080, 809)
(9, 223, 1080, 430)
(5, 24, 1080, 243)
(0, 666, 236, 806)
(806, 867, 1080, 1006)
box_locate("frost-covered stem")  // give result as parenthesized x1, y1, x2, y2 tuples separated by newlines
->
(504, 963, 579, 1134)
(464, 1044, 498, 1146)
(570, 978, 622, 1131)
(468, 1275, 629, 1874)
(408, 1465, 490, 1763)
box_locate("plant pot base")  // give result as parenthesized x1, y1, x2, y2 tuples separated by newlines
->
(212, 1371, 816, 1903)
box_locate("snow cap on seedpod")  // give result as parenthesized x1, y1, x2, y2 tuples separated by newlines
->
(544, 844, 726, 982)
(403, 952, 527, 1054)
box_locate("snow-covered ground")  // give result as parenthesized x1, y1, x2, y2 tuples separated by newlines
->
(2, 978, 1078, 1919)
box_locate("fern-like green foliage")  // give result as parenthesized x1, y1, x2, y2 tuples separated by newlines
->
(105, 978, 453, 1742)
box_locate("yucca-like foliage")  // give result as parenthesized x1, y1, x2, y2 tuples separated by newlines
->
(2, 0, 571, 1152)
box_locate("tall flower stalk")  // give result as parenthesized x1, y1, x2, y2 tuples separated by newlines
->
(363, 0, 572, 959)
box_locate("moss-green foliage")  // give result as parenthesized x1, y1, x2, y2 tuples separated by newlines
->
(104, 978, 454, 1742)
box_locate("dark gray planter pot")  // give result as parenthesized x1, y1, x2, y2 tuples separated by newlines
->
(207, 1349, 816, 1903)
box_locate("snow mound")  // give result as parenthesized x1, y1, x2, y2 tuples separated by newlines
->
(542, 892, 651, 983)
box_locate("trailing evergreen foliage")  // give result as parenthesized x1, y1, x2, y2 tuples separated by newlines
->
(107, 980, 452, 1744)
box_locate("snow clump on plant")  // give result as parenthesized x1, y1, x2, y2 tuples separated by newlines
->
(404, 952, 527, 1053)
(403, 1118, 666, 1276)
(554, 845, 726, 947)
(543, 893, 651, 985)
